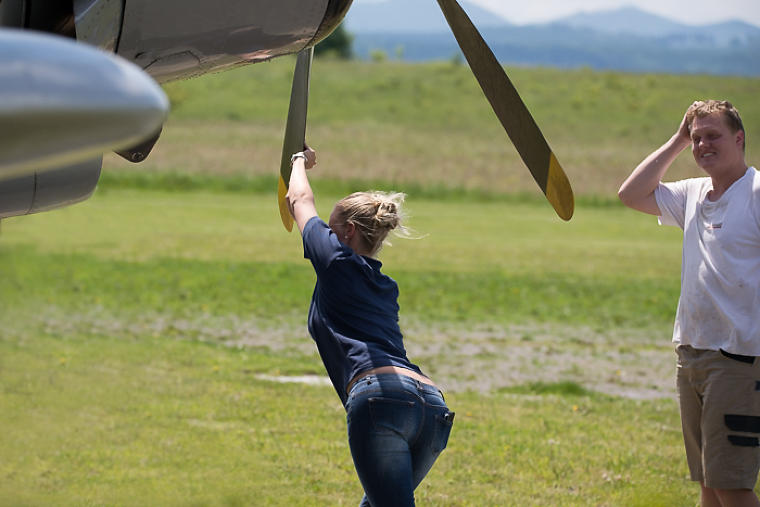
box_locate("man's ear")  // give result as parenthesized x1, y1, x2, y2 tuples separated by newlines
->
(736, 129, 745, 149)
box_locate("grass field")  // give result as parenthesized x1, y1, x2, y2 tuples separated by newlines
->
(1, 191, 690, 505)
(105, 57, 760, 198)
(2, 59, 759, 505)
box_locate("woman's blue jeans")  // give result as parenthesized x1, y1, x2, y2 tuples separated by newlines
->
(345, 373, 455, 507)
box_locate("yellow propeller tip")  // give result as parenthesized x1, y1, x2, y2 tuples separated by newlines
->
(546, 153, 574, 221)
(277, 175, 294, 232)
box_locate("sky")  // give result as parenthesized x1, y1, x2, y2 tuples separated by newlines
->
(467, 0, 760, 27)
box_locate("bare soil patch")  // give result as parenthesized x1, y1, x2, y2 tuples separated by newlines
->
(24, 308, 675, 400)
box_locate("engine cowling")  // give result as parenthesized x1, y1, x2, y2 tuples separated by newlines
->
(81, 0, 353, 83)
(0, 28, 168, 218)
(0, 158, 101, 219)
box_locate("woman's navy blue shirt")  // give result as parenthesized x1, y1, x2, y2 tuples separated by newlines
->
(302, 216, 423, 405)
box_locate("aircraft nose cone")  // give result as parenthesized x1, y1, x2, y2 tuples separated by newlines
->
(0, 29, 169, 178)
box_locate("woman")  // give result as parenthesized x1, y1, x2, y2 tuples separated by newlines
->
(286, 147, 454, 506)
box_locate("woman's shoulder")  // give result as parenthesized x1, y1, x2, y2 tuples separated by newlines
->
(303, 215, 326, 235)
(303, 217, 357, 273)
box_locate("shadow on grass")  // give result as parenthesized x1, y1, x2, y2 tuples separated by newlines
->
(498, 380, 596, 397)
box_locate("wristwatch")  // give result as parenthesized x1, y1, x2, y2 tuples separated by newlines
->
(290, 152, 307, 165)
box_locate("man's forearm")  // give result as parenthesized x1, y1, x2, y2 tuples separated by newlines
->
(618, 134, 690, 214)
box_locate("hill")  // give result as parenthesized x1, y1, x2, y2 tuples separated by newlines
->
(119, 59, 760, 200)
(555, 7, 760, 47)
(343, 0, 509, 33)
(342, 4, 760, 76)
(555, 6, 686, 38)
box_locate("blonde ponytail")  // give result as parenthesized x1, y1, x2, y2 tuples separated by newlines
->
(334, 191, 411, 256)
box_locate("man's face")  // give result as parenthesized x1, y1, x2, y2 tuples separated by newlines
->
(690, 112, 745, 175)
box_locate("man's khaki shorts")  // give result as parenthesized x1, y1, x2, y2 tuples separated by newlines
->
(677, 345, 760, 490)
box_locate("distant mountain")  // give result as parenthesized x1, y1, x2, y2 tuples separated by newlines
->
(343, 0, 510, 33)
(340, 4, 760, 76)
(552, 6, 760, 47)
(554, 6, 687, 38)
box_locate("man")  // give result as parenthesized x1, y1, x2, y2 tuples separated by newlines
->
(619, 100, 760, 507)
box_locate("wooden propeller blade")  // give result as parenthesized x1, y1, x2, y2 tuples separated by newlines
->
(436, 0, 574, 220)
(278, 47, 314, 231)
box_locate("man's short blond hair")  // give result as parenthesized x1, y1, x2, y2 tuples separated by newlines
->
(686, 100, 745, 152)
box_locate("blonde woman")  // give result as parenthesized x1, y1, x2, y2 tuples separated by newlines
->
(286, 147, 454, 506)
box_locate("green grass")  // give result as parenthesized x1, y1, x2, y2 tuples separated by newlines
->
(0, 187, 700, 504)
(1, 189, 682, 329)
(1, 326, 691, 506)
(3, 60, 758, 504)
(115, 58, 760, 197)
(162, 58, 760, 145)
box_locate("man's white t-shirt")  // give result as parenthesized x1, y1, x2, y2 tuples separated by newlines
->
(655, 167, 760, 355)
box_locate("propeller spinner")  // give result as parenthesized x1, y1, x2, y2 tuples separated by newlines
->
(0, 29, 169, 180)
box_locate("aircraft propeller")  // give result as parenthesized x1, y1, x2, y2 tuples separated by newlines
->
(436, 0, 574, 221)
(277, 0, 575, 231)
(277, 47, 314, 232)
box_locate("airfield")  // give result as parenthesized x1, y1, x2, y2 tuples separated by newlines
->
(1, 57, 758, 504)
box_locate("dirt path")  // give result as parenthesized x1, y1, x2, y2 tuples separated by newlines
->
(28, 309, 676, 399)
(403, 323, 675, 399)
